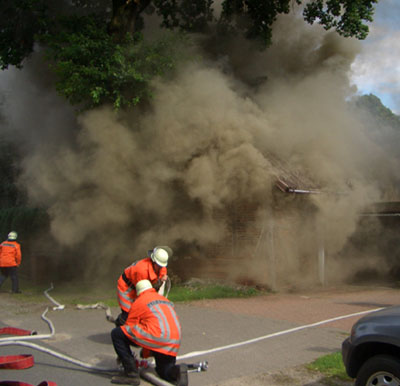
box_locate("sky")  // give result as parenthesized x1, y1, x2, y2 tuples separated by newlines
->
(350, 0, 400, 114)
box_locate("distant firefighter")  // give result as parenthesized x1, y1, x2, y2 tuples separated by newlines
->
(0, 231, 22, 293)
(115, 246, 172, 326)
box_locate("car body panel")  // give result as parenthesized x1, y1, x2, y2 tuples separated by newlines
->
(342, 306, 400, 379)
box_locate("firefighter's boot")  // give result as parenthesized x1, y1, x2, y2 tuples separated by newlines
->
(176, 364, 188, 386)
(111, 370, 140, 385)
(111, 358, 140, 385)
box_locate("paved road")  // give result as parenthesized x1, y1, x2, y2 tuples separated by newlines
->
(1, 285, 399, 386)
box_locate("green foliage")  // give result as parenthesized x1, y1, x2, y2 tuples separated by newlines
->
(0, 139, 46, 244)
(0, 139, 22, 207)
(0, 207, 49, 243)
(356, 94, 400, 129)
(303, 0, 378, 39)
(0, 1, 380, 112)
(154, 0, 214, 32)
(0, 0, 49, 69)
(220, 0, 378, 46)
(307, 351, 350, 380)
(41, 15, 189, 110)
(354, 94, 400, 188)
(220, 0, 295, 45)
(1, 0, 380, 74)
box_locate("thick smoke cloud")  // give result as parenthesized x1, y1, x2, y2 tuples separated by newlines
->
(0, 53, 77, 148)
(0, 12, 394, 286)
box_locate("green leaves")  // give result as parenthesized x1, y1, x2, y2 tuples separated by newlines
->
(221, 0, 295, 46)
(154, 0, 214, 32)
(0, 0, 380, 111)
(220, 0, 378, 46)
(41, 15, 189, 111)
(303, 0, 378, 40)
(0, 0, 49, 69)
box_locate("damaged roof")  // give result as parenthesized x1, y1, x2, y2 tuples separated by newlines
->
(267, 152, 321, 194)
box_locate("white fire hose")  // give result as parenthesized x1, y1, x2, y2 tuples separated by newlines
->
(0, 285, 117, 372)
(0, 282, 207, 386)
(44, 283, 65, 310)
(0, 340, 117, 372)
(0, 307, 54, 342)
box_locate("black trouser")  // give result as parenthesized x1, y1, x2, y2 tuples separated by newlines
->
(153, 350, 179, 383)
(111, 327, 179, 382)
(111, 327, 138, 373)
(0, 266, 19, 293)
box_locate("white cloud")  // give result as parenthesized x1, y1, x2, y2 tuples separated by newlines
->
(350, 2, 400, 114)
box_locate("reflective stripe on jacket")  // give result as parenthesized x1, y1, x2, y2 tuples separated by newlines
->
(121, 288, 181, 357)
(117, 257, 167, 312)
(0, 241, 22, 267)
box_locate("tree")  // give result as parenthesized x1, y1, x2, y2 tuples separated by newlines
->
(354, 94, 400, 160)
(109, 0, 379, 44)
(302, 0, 378, 40)
(41, 16, 189, 110)
(0, 0, 49, 70)
(356, 94, 400, 129)
(0, 0, 380, 109)
(0, 137, 24, 207)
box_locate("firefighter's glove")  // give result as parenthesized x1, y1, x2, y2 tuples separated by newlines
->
(140, 348, 152, 358)
(153, 279, 162, 291)
(115, 312, 127, 327)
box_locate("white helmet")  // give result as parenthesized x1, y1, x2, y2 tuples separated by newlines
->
(136, 279, 153, 296)
(8, 231, 17, 240)
(150, 247, 169, 267)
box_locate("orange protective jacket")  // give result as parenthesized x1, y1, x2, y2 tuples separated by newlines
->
(0, 240, 22, 267)
(121, 288, 181, 357)
(117, 257, 167, 312)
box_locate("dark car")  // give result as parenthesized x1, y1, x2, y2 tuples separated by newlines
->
(342, 306, 400, 386)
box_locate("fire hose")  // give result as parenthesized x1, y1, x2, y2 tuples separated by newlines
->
(0, 285, 117, 386)
(1, 330, 207, 386)
(0, 307, 54, 343)
(75, 277, 172, 323)
(0, 282, 207, 386)
(0, 302, 59, 385)
(43, 283, 65, 310)
(0, 382, 57, 386)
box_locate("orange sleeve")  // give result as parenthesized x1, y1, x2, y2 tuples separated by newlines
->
(15, 244, 21, 266)
(160, 267, 167, 278)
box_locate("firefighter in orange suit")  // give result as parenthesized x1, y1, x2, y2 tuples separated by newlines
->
(0, 231, 22, 294)
(111, 279, 188, 386)
(115, 246, 171, 326)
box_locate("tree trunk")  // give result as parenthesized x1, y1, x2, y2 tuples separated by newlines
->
(109, 0, 152, 41)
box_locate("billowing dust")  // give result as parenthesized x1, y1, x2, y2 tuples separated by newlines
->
(0, 11, 397, 288)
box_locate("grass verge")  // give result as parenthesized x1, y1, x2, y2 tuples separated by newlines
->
(168, 283, 263, 302)
(11, 278, 267, 306)
(307, 351, 352, 384)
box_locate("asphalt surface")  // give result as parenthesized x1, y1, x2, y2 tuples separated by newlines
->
(1, 285, 399, 386)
